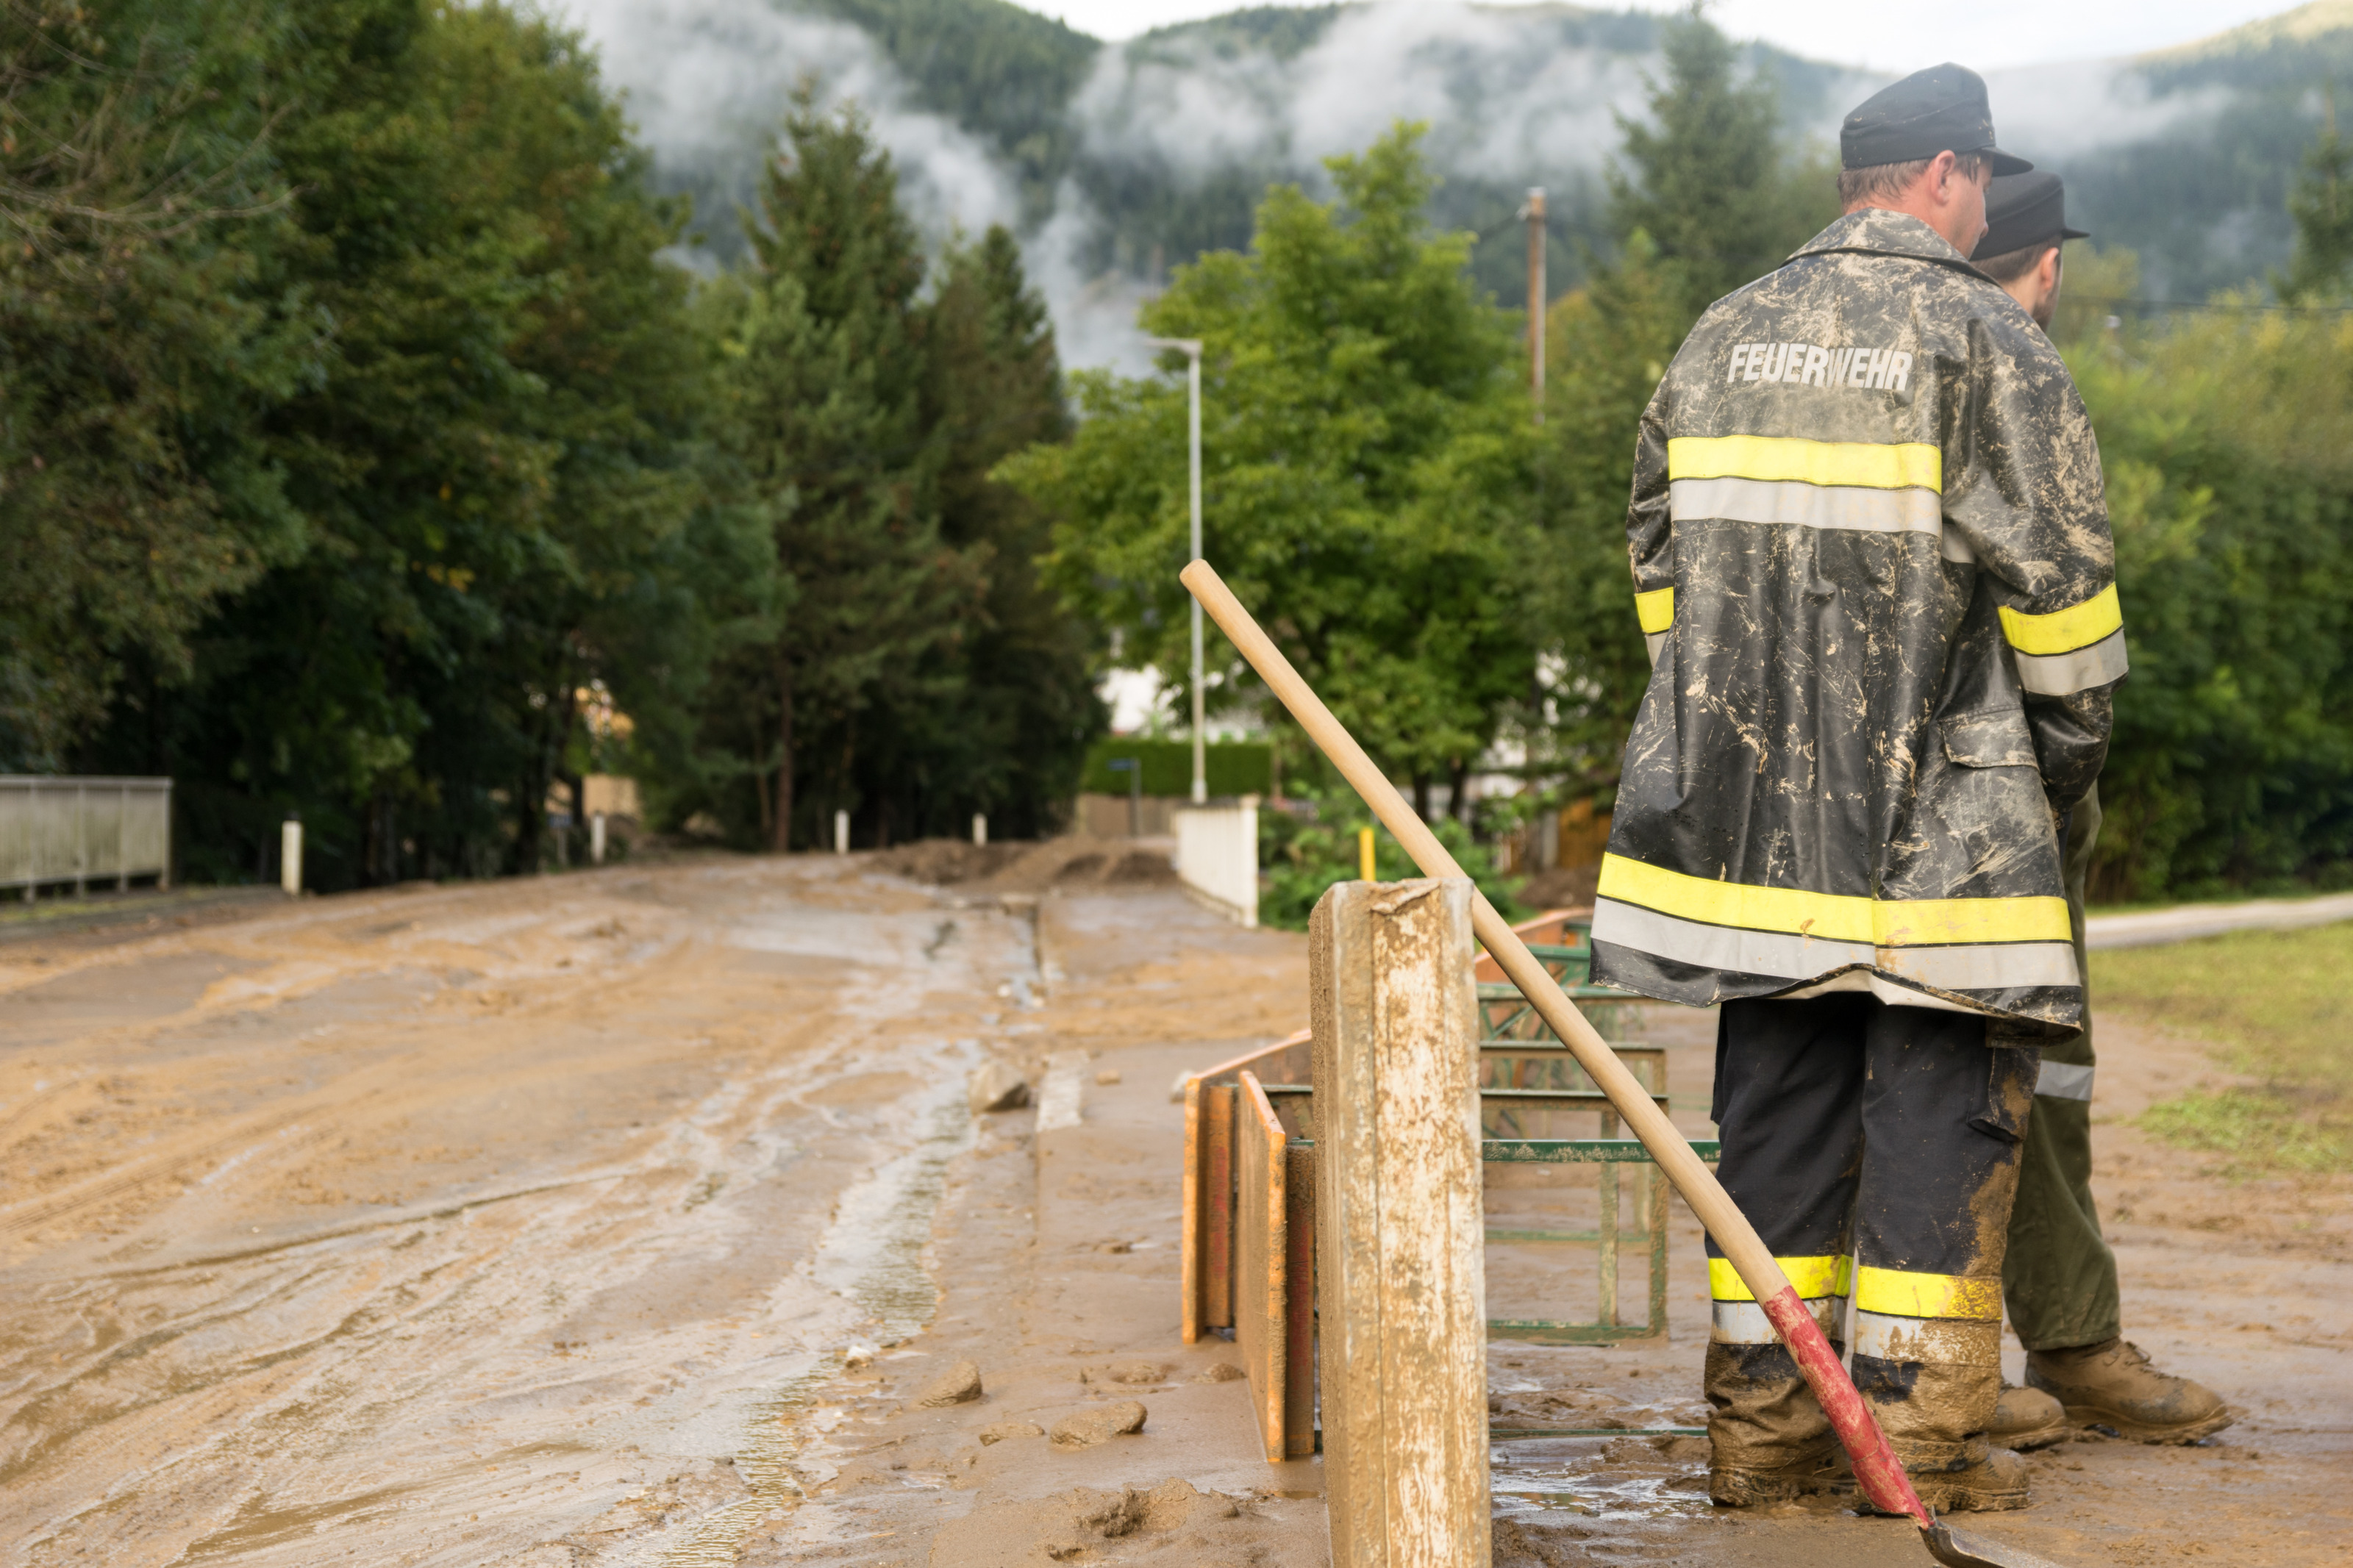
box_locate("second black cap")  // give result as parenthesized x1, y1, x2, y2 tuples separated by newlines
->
(1842, 63, 2032, 176)
(1974, 171, 2089, 259)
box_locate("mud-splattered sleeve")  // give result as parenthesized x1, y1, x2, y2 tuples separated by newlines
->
(1627, 387, 1674, 667)
(1941, 317, 2122, 808)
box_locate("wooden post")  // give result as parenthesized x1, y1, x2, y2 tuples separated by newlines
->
(1310, 878, 1489, 1568)
(1282, 1140, 1317, 1457)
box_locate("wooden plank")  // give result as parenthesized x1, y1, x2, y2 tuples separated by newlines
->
(1283, 1141, 1317, 1458)
(1235, 1072, 1288, 1463)
(1311, 878, 1489, 1568)
(1182, 1077, 1203, 1343)
(1203, 1084, 1236, 1330)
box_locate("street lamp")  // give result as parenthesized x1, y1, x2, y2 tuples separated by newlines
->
(1147, 336, 1207, 805)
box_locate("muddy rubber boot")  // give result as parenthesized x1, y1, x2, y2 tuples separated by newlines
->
(2024, 1338, 2234, 1443)
(1989, 1382, 2068, 1450)
(1906, 1445, 2034, 1514)
(1703, 1342, 1856, 1506)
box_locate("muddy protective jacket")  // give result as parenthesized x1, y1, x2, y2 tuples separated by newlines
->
(1589, 210, 2124, 1033)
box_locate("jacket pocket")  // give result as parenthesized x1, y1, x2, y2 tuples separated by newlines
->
(1969, 1042, 2040, 1144)
(1939, 707, 2037, 769)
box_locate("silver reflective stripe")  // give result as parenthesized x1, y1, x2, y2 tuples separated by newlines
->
(1852, 1309, 2002, 1364)
(1711, 1296, 1843, 1346)
(1593, 899, 2080, 990)
(2014, 629, 2129, 696)
(2035, 1059, 2095, 1101)
(1878, 939, 2080, 991)
(1646, 630, 1667, 667)
(1670, 476, 1942, 536)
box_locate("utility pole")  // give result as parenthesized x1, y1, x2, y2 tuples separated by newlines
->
(1147, 336, 1208, 803)
(1521, 187, 1546, 424)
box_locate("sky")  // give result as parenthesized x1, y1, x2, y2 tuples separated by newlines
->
(1036, 0, 2293, 71)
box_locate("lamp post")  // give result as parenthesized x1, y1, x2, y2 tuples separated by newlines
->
(1147, 336, 1207, 804)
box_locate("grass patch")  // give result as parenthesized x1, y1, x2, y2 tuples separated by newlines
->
(2093, 923, 2353, 1175)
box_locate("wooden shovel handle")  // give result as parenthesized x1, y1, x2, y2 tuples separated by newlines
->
(1180, 559, 1929, 1525)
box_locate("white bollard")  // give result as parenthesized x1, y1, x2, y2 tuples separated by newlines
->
(834, 809, 849, 855)
(281, 819, 303, 896)
(590, 812, 607, 865)
(972, 812, 988, 847)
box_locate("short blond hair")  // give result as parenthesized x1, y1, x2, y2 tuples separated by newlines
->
(1838, 152, 1987, 208)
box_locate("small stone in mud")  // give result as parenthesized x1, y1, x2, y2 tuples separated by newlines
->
(1191, 1362, 1246, 1383)
(1082, 1361, 1163, 1385)
(969, 1062, 1029, 1114)
(1095, 1067, 1122, 1086)
(1097, 1240, 1132, 1253)
(978, 1421, 1044, 1445)
(843, 1341, 879, 1369)
(918, 1360, 985, 1407)
(1051, 1400, 1148, 1448)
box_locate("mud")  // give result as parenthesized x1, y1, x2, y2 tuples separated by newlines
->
(871, 837, 1176, 895)
(1, 859, 2346, 1566)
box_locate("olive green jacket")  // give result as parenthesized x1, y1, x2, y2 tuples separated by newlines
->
(1590, 209, 2123, 1032)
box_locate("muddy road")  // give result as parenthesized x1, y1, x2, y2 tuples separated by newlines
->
(2, 853, 2346, 1567)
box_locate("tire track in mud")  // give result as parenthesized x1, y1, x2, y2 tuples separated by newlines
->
(653, 1065, 978, 1567)
(0, 860, 1029, 1566)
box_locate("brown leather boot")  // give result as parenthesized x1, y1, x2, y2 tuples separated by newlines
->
(1989, 1381, 2068, 1450)
(2025, 1338, 2233, 1443)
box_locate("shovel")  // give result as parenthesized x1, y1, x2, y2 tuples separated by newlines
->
(1181, 559, 2068, 1568)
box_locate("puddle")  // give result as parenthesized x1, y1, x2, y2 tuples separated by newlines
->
(1490, 1436, 1713, 1522)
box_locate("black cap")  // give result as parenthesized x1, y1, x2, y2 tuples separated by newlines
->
(1841, 63, 2032, 176)
(1974, 171, 2088, 259)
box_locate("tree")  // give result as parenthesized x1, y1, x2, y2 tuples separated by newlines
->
(76, 0, 724, 889)
(1607, 5, 1839, 323)
(707, 94, 979, 851)
(0, 0, 314, 771)
(2282, 90, 2353, 300)
(1004, 123, 1539, 819)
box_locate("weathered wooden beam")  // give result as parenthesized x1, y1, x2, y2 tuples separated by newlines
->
(1235, 1072, 1288, 1463)
(1310, 878, 1489, 1568)
(1203, 1082, 1236, 1331)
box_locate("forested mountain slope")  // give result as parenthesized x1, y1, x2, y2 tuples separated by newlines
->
(574, 0, 2353, 357)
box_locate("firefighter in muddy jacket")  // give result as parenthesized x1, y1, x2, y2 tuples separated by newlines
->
(1968, 172, 2235, 1453)
(1590, 65, 2126, 1513)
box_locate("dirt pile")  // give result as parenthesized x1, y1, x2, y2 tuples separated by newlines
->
(874, 837, 1177, 892)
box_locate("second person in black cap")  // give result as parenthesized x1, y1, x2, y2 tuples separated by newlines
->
(1590, 62, 2126, 1515)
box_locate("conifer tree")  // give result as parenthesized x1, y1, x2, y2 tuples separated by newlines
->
(2284, 93, 2353, 300)
(721, 95, 977, 849)
(1607, 5, 1838, 323)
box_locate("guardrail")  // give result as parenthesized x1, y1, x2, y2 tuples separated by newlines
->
(1174, 795, 1260, 928)
(0, 777, 172, 898)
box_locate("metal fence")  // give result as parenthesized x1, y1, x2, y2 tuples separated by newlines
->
(0, 777, 172, 896)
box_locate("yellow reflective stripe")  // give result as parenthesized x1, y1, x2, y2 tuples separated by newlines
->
(1667, 435, 1942, 493)
(1709, 1254, 1851, 1303)
(1999, 583, 2123, 656)
(1635, 585, 1676, 634)
(1599, 853, 2071, 947)
(1854, 1265, 2003, 1320)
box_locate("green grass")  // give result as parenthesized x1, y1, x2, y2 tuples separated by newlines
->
(2092, 923, 2353, 1175)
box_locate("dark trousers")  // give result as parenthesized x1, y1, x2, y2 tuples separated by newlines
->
(1704, 994, 2038, 1471)
(2003, 784, 2121, 1350)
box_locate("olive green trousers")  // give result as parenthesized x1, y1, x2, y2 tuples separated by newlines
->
(2001, 784, 2123, 1352)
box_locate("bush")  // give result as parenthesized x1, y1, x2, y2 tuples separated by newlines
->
(1257, 780, 1526, 931)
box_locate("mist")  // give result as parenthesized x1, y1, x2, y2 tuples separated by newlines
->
(551, 0, 2263, 369)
